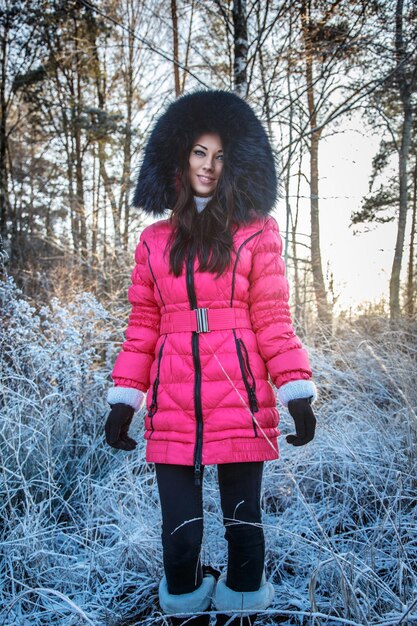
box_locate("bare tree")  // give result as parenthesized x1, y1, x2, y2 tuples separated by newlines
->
(171, 0, 181, 96)
(390, 0, 417, 318)
(406, 156, 417, 316)
(0, 0, 44, 260)
(299, 0, 351, 328)
(232, 0, 248, 96)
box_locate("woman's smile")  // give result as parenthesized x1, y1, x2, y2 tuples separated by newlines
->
(198, 174, 216, 184)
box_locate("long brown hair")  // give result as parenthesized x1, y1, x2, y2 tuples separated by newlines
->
(166, 164, 238, 278)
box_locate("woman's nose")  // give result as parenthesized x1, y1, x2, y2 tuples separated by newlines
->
(203, 156, 214, 171)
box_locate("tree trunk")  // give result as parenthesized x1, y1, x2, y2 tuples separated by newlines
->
(390, 0, 415, 318)
(85, 7, 122, 251)
(72, 16, 88, 271)
(283, 22, 294, 266)
(181, 0, 195, 93)
(292, 143, 304, 326)
(98, 145, 121, 249)
(68, 156, 78, 255)
(405, 157, 417, 317)
(73, 97, 88, 267)
(121, 0, 136, 251)
(310, 130, 331, 326)
(121, 79, 133, 252)
(255, 2, 273, 138)
(57, 72, 79, 261)
(390, 103, 412, 317)
(0, 16, 10, 248)
(171, 0, 180, 96)
(91, 146, 98, 271)
(232, 0, 248, 97)
(300, 0, 332, 329)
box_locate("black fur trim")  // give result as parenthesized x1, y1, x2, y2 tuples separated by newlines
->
(132, 90, 278, 220)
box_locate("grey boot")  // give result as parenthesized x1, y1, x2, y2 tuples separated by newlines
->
(159, 570, 217, 626)
(213, 572, 275, 626)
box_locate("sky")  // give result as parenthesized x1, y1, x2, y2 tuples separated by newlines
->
(280, 118, 401, 313)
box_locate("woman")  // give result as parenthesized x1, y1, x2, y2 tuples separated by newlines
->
(105, 90, 317, 626)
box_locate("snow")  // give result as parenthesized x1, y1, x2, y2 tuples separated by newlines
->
(1, 278, 416, 625)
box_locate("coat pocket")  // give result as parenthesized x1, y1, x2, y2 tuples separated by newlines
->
(148, 335, 168, 431)
(234, 334, 259, 437)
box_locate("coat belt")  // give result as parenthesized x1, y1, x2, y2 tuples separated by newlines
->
(159, 307, 252, 334)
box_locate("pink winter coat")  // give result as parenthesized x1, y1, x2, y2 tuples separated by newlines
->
(111, 215, 313, 468)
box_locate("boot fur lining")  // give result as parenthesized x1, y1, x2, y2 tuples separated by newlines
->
(213, 574, 275, 614)
(159, 574, 216, 614)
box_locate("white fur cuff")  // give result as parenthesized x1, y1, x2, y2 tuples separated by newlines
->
(213, 573, 275, 614)
(106, 386, 146, 412)
(278, 380, 317, 408)
(159, 574, 216, 614)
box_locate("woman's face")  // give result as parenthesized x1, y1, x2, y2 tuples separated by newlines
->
(188, 133, 223, 197)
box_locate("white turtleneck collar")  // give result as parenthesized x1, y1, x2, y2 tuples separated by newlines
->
(194, 195, 212, 213)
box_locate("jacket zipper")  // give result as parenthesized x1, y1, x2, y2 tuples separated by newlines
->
(185, 229, 263, 480)
(186, 250, 204, 486)
(148, 335, 168, 436)
(234, 332, 259, 437)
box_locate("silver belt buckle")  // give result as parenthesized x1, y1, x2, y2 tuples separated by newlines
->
(195, 308, 210, 333)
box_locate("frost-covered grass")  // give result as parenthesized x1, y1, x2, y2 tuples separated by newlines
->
(1, 277, 416, 625)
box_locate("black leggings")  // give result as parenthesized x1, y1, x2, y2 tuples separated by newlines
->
(155, 462, 265, 595)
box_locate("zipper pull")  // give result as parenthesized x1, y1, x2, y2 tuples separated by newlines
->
(194, 463, 202, 486)
(249, 388, 259, 413)
(148, 378, 160, 417)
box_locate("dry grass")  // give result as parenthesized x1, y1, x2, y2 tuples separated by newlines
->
(1, 278, 416, 625)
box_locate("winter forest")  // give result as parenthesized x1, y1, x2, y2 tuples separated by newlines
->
(1, 0, 417, 624)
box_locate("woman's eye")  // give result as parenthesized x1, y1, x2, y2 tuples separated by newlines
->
(192, 150, 223, 160)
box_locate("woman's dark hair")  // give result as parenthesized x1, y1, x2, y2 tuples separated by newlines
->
(166, 153, 238, 278)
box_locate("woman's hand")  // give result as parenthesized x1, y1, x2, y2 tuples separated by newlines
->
(286, 397, 316, 446)
(105, 403, 137, 451)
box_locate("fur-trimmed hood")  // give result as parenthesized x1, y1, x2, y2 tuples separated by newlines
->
(132, 90, 278, 221)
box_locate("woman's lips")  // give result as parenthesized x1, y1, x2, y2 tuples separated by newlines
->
(197, 175, 215, 185)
